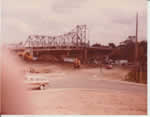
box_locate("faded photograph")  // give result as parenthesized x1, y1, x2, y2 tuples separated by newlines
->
(0, 0, 147, 115)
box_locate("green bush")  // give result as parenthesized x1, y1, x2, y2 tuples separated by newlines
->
(125, 69, 147, 84)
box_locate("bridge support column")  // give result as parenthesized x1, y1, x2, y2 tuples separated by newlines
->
(83, 48, 88, 64)
(67, 51, 70, 56)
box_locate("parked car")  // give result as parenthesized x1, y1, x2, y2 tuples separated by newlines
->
(119, 60, 128, 66)
(105, 64, 112, 69)
(25, 75, 49, 90)
(115, 60, 128, 66)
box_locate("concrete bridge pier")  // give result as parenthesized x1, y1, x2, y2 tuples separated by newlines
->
(83, 48, 88, 64)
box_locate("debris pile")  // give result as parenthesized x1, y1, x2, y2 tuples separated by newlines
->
(29, 67, 51, 73)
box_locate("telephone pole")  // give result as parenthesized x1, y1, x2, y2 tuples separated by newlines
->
(135, 13, 138, 62)
(135, 13, 139, 82)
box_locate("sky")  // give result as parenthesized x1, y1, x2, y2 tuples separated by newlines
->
(1, 0, 147, 45)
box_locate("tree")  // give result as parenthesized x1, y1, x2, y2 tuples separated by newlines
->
(109, 43, 116, 48)
(138, 40, 147, 69)
(109, 38, 135, 61)
(92, 43, 101, 47)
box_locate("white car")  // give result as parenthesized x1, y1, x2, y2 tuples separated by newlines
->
(25, 75, 49, 90)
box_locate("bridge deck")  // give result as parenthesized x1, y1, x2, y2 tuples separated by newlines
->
(10, 47, 112, 52)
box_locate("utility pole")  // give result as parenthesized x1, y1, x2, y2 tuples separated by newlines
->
(135, 13, 138, 62)
(135, 13, 139, 82)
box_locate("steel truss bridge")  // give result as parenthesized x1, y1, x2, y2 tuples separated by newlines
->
(23, 25, 89, 48)
(9, 25, 112, 62)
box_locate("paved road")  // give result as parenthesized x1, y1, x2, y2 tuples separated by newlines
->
(1, 49, 147, 115)
(48, 71, 147, 94)
(28, 69, 147, 115)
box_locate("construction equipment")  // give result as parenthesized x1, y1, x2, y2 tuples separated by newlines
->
(74, 58, 81, 69)
(17, 51, 34, 61)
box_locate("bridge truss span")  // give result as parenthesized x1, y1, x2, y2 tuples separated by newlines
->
(24, 25, 89, 48)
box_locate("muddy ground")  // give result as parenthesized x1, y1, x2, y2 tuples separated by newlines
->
(24, 62, 147, 115)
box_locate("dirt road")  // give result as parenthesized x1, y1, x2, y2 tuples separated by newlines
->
(27, 63, 147, 115)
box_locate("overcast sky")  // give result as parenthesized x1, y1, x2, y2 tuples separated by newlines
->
(2, 0, 147, 45)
